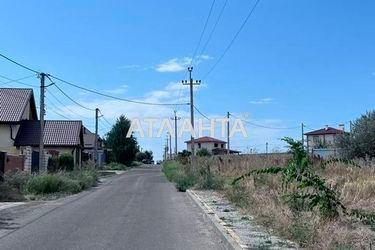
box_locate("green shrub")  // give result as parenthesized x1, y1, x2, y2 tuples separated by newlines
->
(175, 172, 196, 192)
(0, 182, 25, 201)
(162, 161, 179, 182)
(47, 156, 60, 172)
(69, 170, 98, 189)
(26, 170, 97, 195)
(59, 178, 82, 194)
(58, 153, 74, 171)
(198, 173, 225, 190)
(4, 171, 30, 192)
(105, 162, 128, 170)
(27, 174, 65, 194)
(196, 148, 211, 157)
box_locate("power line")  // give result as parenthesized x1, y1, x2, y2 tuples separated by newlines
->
(50, 75, 189, 106)
(52, 83, 95, 111)
(0, 52, 188, 106)
(193, 105, 210, 120)
(46, 88, 93, 119)
(0, 52, 39, 74)
(230, 113, 300, 130)
(198, 0, 228, 59)
(45, 103, 71, 120)
(0, 74, 37, 87)
(98, 110, 113, 127)
(190, 0, 217, 67)
(203, 0, 261, 79)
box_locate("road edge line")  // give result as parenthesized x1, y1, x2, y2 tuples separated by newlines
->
(187, 189, 245, 250)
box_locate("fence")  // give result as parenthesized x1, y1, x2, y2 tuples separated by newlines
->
(4, 154, 24, 172)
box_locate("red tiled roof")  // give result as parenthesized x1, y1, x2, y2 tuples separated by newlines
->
(0, 88, 38, 122)
(185, 136, 226, 144)
(15, 120, 83, 147)
(304, 127, 344, 136)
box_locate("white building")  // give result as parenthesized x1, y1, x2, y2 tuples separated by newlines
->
(185, 136, 240, 155)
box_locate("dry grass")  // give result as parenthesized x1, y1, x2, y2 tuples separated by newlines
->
(198, 154, 375, 249)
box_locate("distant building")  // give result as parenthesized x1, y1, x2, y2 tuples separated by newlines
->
(83, 127, 106, 167)
(304, 125, 346, 159)
(185, 136, 240, 155)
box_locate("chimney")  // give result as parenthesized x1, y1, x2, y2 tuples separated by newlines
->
(339, 124, 345, 132)
(325, 125, 329, 130)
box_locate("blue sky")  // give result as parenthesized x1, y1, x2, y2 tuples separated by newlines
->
(1, 0, 375, 159)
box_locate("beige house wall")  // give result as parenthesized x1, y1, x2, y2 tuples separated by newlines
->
(187, 141, 226, 154)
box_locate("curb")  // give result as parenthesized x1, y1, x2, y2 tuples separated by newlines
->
(0, 202, 25, 212)
(187, 190, 248, 250)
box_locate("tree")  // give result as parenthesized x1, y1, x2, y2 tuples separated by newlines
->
(337, 111, 375, 159)
(136, 150, 153, 162)
(105, 115, 139, 165)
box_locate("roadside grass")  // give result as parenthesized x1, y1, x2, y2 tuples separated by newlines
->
(0, 169, 99, 201)
(162, 160, 224, 192)
(163, 154, 375, 248)
(104, 162, 129, 171)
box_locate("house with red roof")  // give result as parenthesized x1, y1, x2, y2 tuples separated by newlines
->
(185, 136, 240, 155)
(304, 125, 346, 158)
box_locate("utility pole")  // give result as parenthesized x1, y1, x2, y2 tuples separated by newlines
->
(266, 142, 269, 154)
(94, 108, 99, 167)
(182, 67, 201, 172)
(169, 132, 172, 160)
(39, 73, 46, 172)
(171, 110, 181, 157)
(166, 135, 169, 160)
(301, 122, 304, 149)
(227, 112, 230, 155)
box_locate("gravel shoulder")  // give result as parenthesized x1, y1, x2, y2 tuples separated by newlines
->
(188, 189, 298, 249)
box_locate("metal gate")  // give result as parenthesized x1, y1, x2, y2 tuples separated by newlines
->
(0, 152, 5, 181)
(31, 151, 39, 173)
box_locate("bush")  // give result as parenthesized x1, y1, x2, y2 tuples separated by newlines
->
(58, 153, 75, 171)
(4, 171, 30, 192)
(26, 170, 98, 195)
(175, 172, 196, 192)
(0, 182, 25, 201)
(337, 111, 375, 159)
(105, 162, 128, 170)
(68, 170, 98, 189)
(198, 173, 225, 190)
(47, 156, 60, 172)
(196, 148, 211, 157)
(27, 174, 65, 194)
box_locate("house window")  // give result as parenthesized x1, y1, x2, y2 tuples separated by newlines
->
(198, 143, 201, 149)
(214, 143, 218, 148)
(221, 144, 224, 148)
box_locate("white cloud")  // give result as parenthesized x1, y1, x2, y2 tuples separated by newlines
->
(250, 97, 274, 105)
(105, 85, 129, 95)
(155, 55, 211, 73)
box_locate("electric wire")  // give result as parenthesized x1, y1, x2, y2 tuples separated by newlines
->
(202, 0, 261, 79)
(189, 0, 217, 67)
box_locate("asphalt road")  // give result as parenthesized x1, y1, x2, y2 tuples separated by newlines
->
(0, 166, 232, 250)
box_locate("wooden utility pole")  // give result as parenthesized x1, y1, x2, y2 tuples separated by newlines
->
(94, 108, 99, 167)
(182, 67, 201, 172)
(301, 122, 304, 149)
(166, 135, 169, 160)
(169, 132, 172, 160)
(171, 110, 181, 157)
(39, 73, 46, 172)
(227, 112, 230, 155)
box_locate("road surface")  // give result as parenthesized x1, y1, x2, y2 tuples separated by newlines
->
(0, 166, 232, 250)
